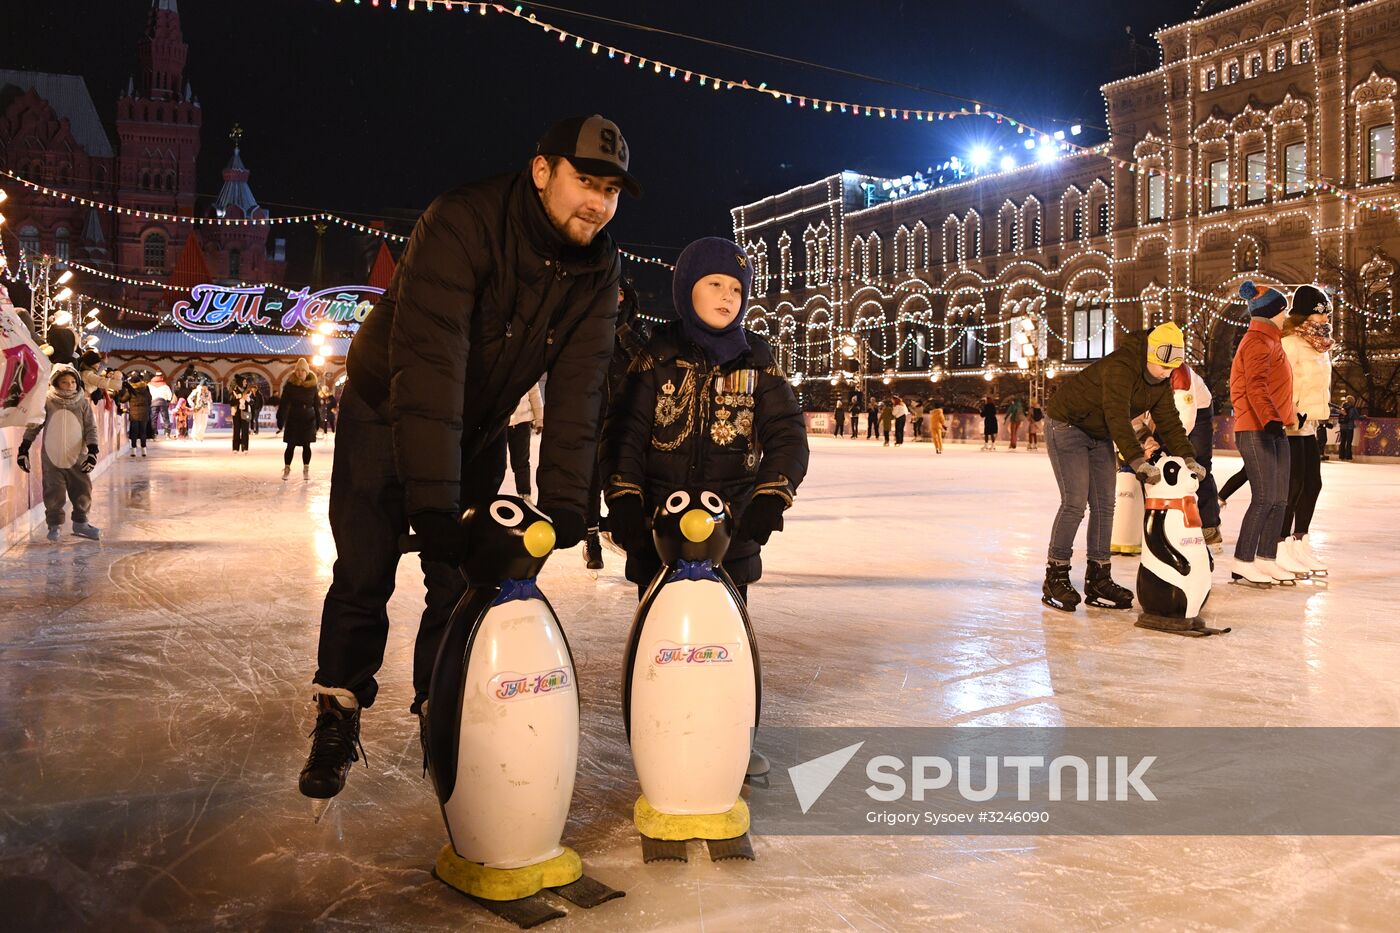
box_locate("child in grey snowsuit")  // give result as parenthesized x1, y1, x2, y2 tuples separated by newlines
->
(18, 364, 101, 541)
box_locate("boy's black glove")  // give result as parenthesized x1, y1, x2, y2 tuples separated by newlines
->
(539, 507, 585, 550)
(1264, 420, 1285, 438)
(80, 445, 98, 474)
(605, 496, 648, 552)
(17, 441, 32, 474)
(409, 510, 465, 565)
(738, 495, 786, 545)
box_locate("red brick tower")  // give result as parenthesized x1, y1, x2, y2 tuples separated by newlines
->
(115, 0, 201, 306)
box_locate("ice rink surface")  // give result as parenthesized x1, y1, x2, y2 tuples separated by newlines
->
(3, 432, 1399, 931)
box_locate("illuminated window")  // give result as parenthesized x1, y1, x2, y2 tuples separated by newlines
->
(1370, 124, 1395, 181)
(1147, 172, 1166, 220)
(1071, 299, 1114, 361)
(1097, 202, 1110, 235)
(143, 232, 167, 273)
(1227, 61, 1240, 84)
(1072, 206, 1083, 240)
(1209, 159, 1230, 209)
(1203, 67, 1218, 90)
(1273, 45, 1288, 70)
(1297, 39, 1311, 63)
(1246, 151, 1267, 202)
(1284, 142, 1306, 195)
(1249, 55, 1263, 78)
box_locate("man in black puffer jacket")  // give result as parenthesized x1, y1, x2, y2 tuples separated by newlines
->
(301, 115, 641, 802)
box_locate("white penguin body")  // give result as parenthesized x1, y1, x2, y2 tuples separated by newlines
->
(629, 578, 755, 814)
(441, 597, 578, 868)
(1137, 456, 1212, 621)
(425, 496, 579, 871)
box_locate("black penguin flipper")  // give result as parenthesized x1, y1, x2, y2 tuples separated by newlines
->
(622, 565, 670, 743)
(426, 586, 499, 806)
(1139, 512, 1189, 618)
(716, 565, 762, 731)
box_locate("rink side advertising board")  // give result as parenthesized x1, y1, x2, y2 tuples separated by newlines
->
(745, 728, 1400, 835)
(172, 283, 384, 333)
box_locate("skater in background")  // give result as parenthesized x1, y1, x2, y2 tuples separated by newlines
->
(892, 396, 908, 446)
(866, 397, 879, 439)
(1027, 396, 1043, 450)
(1277, 285, 1333, 576)
(189, 381, 212, 442)
(278, 359, 322, 480)
(879, 398, 894, 446)
(76, 350, 121, 404)
(848, 388, 863, 438)
(910, 399, 924, 440)
(1228, 281, 1297, 587)
(230, 378, 253, 453)
(1040, 322, 1204, 612)
(249, 384, 264, 434)
(1184, 366, 1222, 550)
(980, 397, 998, 450)
(928, 403, 945, 453)
(1006, 396, 1025, 449)
(604, 236, 809, 605)
(319, 384, 338, 436)
(507, 381, 545, 500)
(116, 370, 152, 458)
(833, 397, 846, 437)
(1338, 395, 1360, 461)
(149, 371, 173, 438)
(17, 364, 101, 542)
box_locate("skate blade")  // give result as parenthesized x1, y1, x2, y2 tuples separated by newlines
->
(310, 797, 332, 824)
(1040, 596, 1079, 613)
(640, 836, 689, 863)
(1085, 600, 1134, 611)
(1229, 576, 1273, 589)
(549, 875, 624, 909)
(706, 834, 755, 862)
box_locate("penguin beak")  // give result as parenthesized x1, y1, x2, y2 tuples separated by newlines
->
(679, 508, 716, 543)
(523, 520, 556, 557)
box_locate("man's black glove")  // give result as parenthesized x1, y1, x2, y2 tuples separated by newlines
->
(737, 494, 786, 545)
(540, 507, 585, 551)
(17, 442, 31, 474)
(80, 445, 98, 474)
(409, 510, 466, 565)
(605, 496, 648, 552)
(1129, 457, 1162, 485)
(1264, 420, 1285, 438)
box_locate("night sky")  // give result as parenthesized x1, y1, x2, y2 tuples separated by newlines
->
(4, 0, 1204, 306)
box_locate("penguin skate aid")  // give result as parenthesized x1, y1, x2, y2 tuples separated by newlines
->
(623, 487, 763, 864)
(1134, 455, 1230, 637)
(1040, 322, 1205, 614)
(401, 498, 624, 928)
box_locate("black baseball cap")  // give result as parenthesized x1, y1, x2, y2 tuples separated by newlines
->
(536, 114, 642, 197)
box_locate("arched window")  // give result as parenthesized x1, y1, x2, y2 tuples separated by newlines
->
(143, 232, 168, 273)
(900, 321, 931, 371)
(140, 169, 152, 190)
(18, 224, 40, 257)
(1097, 202, 1111, 235)
(54, 227, 70, 262)
(228, 249, 242, 279)
(777, 232, 792, 291)
(1072, 206, 1084, 240)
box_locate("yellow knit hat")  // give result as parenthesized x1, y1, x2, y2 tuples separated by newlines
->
(1147, 322, 1186, 368)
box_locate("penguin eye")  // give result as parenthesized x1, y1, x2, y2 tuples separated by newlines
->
(701, 491, 724, 513)
(489, 500, 525, 527)
(1163, 461, 1181, 486)
(666, 491, 691, 514)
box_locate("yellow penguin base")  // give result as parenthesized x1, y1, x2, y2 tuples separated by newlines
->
(434, 845, 582, 901)
(634, 795, 750, 841)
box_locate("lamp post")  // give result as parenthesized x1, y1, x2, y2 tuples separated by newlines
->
(28, 254, 75, 345)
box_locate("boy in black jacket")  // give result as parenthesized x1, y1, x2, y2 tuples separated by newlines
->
(604, 237, 809, 598)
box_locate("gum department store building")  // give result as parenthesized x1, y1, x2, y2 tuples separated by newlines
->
(732, 0, 1400, 413)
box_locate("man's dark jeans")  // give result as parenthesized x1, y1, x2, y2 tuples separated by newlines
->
(314, 384, 506, 710)
(1045, 417, 1118, 564)
(1190, 407, 1220, 529)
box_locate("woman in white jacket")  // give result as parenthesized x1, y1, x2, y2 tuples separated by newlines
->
(1278, 285, 1333, 575)
(506, 381, 544, 500)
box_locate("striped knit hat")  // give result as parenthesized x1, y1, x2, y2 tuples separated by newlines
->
(1239, 280, 1288, 318)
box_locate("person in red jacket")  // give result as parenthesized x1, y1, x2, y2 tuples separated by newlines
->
(1228, 281, 1297, 588)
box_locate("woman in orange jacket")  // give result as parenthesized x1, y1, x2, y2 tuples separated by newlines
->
(1228, 281, 1297, 588)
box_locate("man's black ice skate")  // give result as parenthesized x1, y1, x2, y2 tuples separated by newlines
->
(584, 528, 604, 571)
(1041, 561, 1080, 612)
(299, 692, 365, 799)
(1084, 561, 1133, 610)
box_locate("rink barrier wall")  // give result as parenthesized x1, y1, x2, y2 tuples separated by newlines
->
(803, 412, 1400, 459)
(1, 403, 126, 554)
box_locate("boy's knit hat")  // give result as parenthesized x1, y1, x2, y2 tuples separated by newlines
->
(1239, 280, 1288, 318)
(673, 237, 753, 365)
